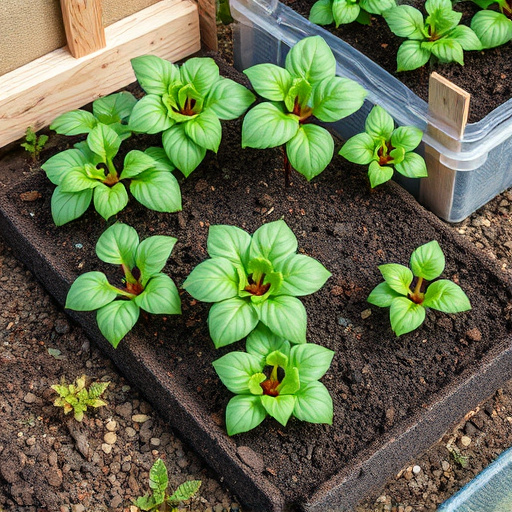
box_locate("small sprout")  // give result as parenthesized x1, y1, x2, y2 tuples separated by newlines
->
(448, 445, 470, 468)
(310, 0, 396, 28)
(471, 0, 512, 49)
(133, 458, 201, 511)
(21, 127, 48, 163)
(368, 241, 471, 336)
(51, 375, 109, 422)
(340, 105, 428, 187)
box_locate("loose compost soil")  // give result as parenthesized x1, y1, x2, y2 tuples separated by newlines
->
(283, 0, 512, 123)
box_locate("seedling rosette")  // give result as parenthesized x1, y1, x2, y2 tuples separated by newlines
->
(182, 220, 331, 347)
(471, 0, 512, 48)
(367, 240, 471, 336)
(66, 223, 181, 347)
(213, 325, 334, 435)
(310, 0, 396, 27)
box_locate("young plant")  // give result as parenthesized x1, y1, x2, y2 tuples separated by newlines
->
(383, 0, 482, 71)
(213, 324, 334, 435)
(471, 0, 512, 48)
(51, 375, 109, 421)
(241, 35, 367, 184)
(129, 55, 255, 177)
(134, 458, 201, 511)
(21, 127, 48, 162)
(310, 0, 396, 28)
(182, 220, 331, 347)
(340, 105, 427, 187)
(66, 223, 181, 347)
(42, 126, 181, 225)
(367, 240, 471, 336)
(50, 92, 137, 140)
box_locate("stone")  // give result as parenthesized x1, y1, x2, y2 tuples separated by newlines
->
(47, 468, 63, 487)
(54, 318, 70, 335)
(412, 465, 421, 475)
(132, 414, 150, 423)
(23, 392, 37, 404)
(111, 495, 123, 508)
(101, 443, 112, 454)
(106, 420, 117, 432)
(115, 402, 133, 419)
(441, 460, 450, 471)
(360, 309, 372, 320)
(125, 427, 137, 438)
(104, 432, 117, 445)
(466, 327, 482, 342)
(150, 437, 161, 447)
(71, 505, 85, 512)
(461, 435, 472, 447)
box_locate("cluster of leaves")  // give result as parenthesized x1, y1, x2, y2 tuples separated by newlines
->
(129, 55, 255, 177)
(213, 325, 334, 435)
(66, 223, 181, 347)
(470, 0, 512, 48)
(242, 36, 367, 182)
(383, 0, 482, 71)
(51, 375, 109, 422)
(21, 127, 48, 162)
(310, 0, 396, 27)
(340, 105, 427, 187)
(183, 220, 331, 347)
(367, 240, 471, 336)
(134, 459, 201, 511)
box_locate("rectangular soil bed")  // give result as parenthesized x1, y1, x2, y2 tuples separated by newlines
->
(1, 82, 512, 511)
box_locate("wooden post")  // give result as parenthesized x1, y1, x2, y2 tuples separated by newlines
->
(419, 73, 471, 220)
(60, 0, 107, 58)
(198, 0, 218, 51)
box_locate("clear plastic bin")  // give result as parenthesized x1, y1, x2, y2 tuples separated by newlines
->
(231, 0, 512, 222)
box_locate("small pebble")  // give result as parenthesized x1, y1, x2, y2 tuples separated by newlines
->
(461, 436, 471, 447)
(54, 318, 70, 335)
(26, 437, 36, 446)
(106, 420, 117, 432)
(360, 309, 371, 320)
(412, 465, 421, 475)
(150, 438, 161, 447)
(441, 460, 450, 471)
(101, 443, 112, 454)
(125, 427, 137, 438)
(104, 432, 117, 445)
(132, 414, 150, 423)
(23, 392, 37, 404)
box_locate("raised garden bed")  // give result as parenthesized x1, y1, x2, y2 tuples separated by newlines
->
(1, 60, 512, 511)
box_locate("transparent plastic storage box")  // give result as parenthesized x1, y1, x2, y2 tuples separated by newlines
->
(231, 0, 512, 223)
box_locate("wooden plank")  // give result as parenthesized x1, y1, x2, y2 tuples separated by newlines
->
(419, 73, 471, 220)
(60, 0, 106, 58)
(0, 0, 200, 148)
(198, 0, 218, 51)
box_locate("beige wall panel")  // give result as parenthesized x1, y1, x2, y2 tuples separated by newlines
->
(0, 0, 163, 77)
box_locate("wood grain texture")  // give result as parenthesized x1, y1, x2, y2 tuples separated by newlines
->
(198, 0, 218, 51)
(60, 0, 107, 58)
(0, 0, 200, 148)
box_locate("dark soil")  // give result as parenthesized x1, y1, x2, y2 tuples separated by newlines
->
(3, 65, 512, 508)
(283, 0, 512, 123)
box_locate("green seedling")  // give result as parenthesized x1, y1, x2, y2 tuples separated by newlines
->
(129, 55, 255, 177)
(384, 0, 482, 71)
(134, 458, 201, 511)
(213, 324, 334, 435)
(471, 0, 512, 48)
(66, 223, 181, 347)
(340, 105, 427, 187)
(42, 128, 181, 225)
(367, 240, 471, 336)
(241, 35, 367, 184)
(448, 445, 470, 468)
(51, 92, 137, 140)
(21, 127, 48, 162)
(183, 220, 331, 347)
(310, 0, 396, 27)
(51, 375, 109, 421)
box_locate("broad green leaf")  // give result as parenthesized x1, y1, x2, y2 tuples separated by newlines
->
(248, 373, 266, 395)
(133, 495, 157, 511)
(266, 349, 288, 368)
(246, 324, 291, 364)
(97, 299, 140, 347)
(368, 160, 394, 188)
(93, 92, 137, 124)
(130, 169, 182, 213)
(148, 459, 168, 505)
(423, 280, 471, 313)
(51, 187, 92, 226)
(284, 77, 312, 113)
(397, 40, 431, 72)
(241, 103, 299, 149)
(384, 5, 426, 40)
(447, 24, 482, 51)
(365, 105, 395, 140)
(226, 395, 267, 435)
(430, 39, 464, 65)
(289, 343, 334, 382)
(93, 182, 128, 220)
(360, 0, 396, 15)
(389, 296, 426, 336)
(260, 395, 295, 426)
(135, 235, 177, 284)
(86, 124, 121, 162)
(162, 124, 207, 177)
(293, 381, 333, 424)
(208, 298, 259, 348)
(205, 78, 256, 119)
(250, 220, 298, 268)
(391, 126, 423, 152)
(394, 152, 428, 179)
(379, 263, 413, 296)
(144, 147, 175, 172)
(389, 146, 405, 165)
(339, 133, 376, 165)
(120, 150, 157, 179)
(66, 272, 118, 311)
(50, 110, 97, 135)
(276, 366, 300, 395)
(278, 254, 331, 296)
(184, 109, 222, 152)
(309, 0, 335, 25)
(131, 55, 180, 95)
(367, 282, 401, 308)
(168, 480, 202, 503)
(212, 351, 263, 393)
(312, 76, 367, 122)
(95, 222, 139, 267)
(183, 258, 239, 302)
(88, 381, 110, 398)
(207, 225, 252, 267)
(60, 166, 101, 192)
(286, 124, 334, 181)
(285, 35, 336, 83)
(410, 240, 445, 280)
(244, 64, 293, 102)
(42, 148, 91, 185)
(135, 274, 181, 315)
(332, 0, 360, 26)
(471, 10, 512, 49)
(425, 0, 460, 34)
(356, 8, 372, 25)
(128, 95, 174, 134)
(258, 295, 307, 344)
(180, 57, 220, 96)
